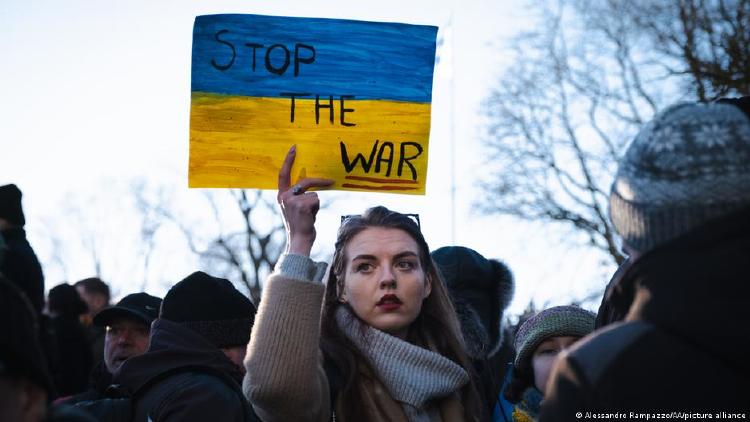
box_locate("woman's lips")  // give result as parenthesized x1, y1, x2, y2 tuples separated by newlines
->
(377, 302, 402, 311)
(376, 294, 402, 311)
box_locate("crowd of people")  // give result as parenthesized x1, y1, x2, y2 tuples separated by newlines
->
(1, 97, 749, 421)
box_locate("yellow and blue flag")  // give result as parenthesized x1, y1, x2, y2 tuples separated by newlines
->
(189, 14, 437, 194)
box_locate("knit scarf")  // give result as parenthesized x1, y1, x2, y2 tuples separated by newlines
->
(335, 307, 469, 422)
(512, 387, 543, 422)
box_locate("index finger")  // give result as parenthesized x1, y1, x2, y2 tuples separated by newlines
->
(278, 145, 296, 192)
(295, 177, 336, 191)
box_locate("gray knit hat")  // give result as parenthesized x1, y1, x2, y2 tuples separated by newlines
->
(610, 102, 750, 253)
(514, 306, 595, 369)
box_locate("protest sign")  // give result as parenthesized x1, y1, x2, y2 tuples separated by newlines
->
(189, 14, 437, 194)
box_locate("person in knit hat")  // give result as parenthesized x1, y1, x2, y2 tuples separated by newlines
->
(501, 306, 594, 422)
(541, 102, 750, 420)
(0, 183, 45, 315)
(108, 271, 259, 422)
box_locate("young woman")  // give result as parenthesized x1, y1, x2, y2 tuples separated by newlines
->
(243, 146, 482, 421)
(501, 306, 595, 422)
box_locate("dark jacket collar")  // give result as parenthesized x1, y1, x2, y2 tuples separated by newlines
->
(113, 318, 244, 391)
(620, 205, 750, 373)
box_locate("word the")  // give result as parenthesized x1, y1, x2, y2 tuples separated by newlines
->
(281, 94, 355, 126)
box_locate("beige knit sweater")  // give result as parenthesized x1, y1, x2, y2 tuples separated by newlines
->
(243, 273, 331, 422)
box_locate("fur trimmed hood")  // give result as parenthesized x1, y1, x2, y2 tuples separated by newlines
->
(431, 246, 515, 360)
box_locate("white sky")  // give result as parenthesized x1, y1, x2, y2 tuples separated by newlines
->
(1, 0, 613, 315)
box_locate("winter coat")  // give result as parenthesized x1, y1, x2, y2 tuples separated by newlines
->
(540, 207, 750, 420)
(61, 362, 113, 404)
(243, 272, 471, 422)
(51, 315, 94, 397)
(0, 227, 44, 314)
(434, 249, 515, 418)
(113, 318, 254, 422)
(85, 324, 106, 368)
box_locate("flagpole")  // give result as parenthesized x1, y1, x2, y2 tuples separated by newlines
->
(449, 12, 456, 244)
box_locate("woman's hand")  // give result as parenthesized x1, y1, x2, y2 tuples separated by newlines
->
(277, 145, 334, 256)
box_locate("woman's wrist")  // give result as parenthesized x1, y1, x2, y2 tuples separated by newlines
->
(287, 234, 315, 256)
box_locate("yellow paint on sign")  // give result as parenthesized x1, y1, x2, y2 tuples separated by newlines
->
(189, 93, 431, 194)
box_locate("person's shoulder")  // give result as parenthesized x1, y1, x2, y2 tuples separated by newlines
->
(152, 371, 246, 420)
(159, 370, 242, 401)
(561, 320, 655, 385)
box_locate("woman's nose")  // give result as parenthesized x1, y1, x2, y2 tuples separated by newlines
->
(379, 267, 397, 289)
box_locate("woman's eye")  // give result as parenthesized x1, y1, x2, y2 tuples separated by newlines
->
(537, 348, 559, 355)
(355, 263, 373, 273)
(396, 260, 415, 270)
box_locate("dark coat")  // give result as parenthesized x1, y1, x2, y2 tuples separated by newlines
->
(114, 318, 254, 422)
(51, 315, 94, 397)
(432, 247, 516, 419)
(540, 207, 750, 420)
(62, 362, 113, 404)
(0, 227, 44, 314)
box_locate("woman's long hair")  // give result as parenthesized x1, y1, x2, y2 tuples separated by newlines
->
(319, 206, 482, 421)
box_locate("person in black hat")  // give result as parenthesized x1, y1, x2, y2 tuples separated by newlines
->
(111, 271, 259, 421)
(96, 293, 161, 376)
(61, 293, 161, 404)
(431, 246, 515, 420)
(0, 183, 45, 315)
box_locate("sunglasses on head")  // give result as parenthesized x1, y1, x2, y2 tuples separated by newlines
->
(340, 213, 421, 229)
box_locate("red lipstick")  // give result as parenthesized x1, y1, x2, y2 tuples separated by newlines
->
(376, 294, 402, 311)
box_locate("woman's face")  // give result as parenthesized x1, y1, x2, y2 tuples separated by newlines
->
(339, 227, 432, 339)
(531, 335, 580, 393)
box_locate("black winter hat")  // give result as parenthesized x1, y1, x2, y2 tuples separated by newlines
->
(94, 292, 162, 327)
(0, 184, 25, 227)
(161, 271, 256, 348)
(431, 246, 515, 359)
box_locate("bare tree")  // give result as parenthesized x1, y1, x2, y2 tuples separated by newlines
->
(620, 0, 750, 100)
(480, 0, 748, 266)
(147, 188, 285, 305)
(130, 179, 171, 292)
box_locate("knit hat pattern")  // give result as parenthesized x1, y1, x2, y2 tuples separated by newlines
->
(0, 184, 25, 227)
(610, 102, 750, 253)
(514, 306, 595, 369)
(160, 271, 256, 348)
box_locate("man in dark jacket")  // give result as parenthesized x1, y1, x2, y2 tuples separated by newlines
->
(0, 183, 45, 315)
(111, 271, 258, 421)
(63, 292, 161, 404)
(540, 102, 750, 419)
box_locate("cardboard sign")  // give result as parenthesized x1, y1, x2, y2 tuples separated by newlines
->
(189, 14, 437, 194)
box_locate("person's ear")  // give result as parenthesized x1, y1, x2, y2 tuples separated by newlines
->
(423, 275, 432, 299)
(337, 279, 348, 303)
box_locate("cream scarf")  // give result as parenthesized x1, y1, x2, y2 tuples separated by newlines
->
(335, 307, 469, 422)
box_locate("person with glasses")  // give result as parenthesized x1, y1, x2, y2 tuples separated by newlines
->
(243, 145, 484, 421)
